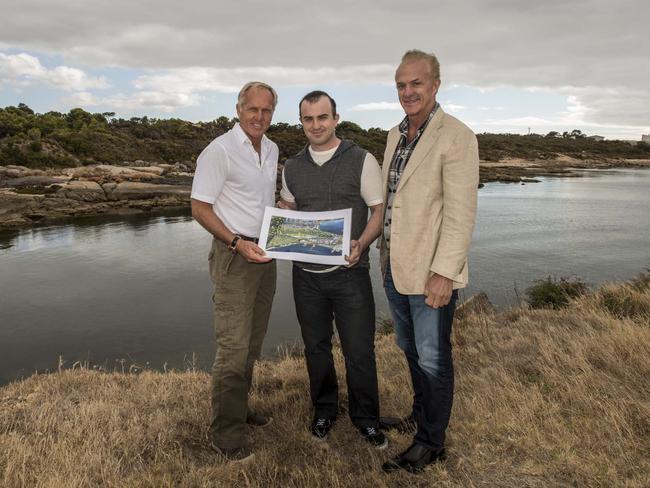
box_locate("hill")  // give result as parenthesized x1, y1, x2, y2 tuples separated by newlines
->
(2, 104, 650, 169)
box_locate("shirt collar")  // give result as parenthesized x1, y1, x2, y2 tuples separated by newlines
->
(398, 102, 439, 139)
(232, 122, 270, 148)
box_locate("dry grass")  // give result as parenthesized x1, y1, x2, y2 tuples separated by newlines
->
(1, 277, 649, 487)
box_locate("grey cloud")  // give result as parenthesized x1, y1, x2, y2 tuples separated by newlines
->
(1, 0, 648, 127)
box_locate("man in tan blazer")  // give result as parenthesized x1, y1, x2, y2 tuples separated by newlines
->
(380, 50, 479, 474)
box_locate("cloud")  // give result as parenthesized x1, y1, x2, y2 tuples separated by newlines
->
(133, 65, 394, 92)
(349, 102, 402, 112)
(108, 91, 201, 112)
(443, 103, 466, 113)
(0, 1, 648, 130)
(62, 91, 101, 106)
(0, 52, 108, 91)
(63, 90, 201, 112)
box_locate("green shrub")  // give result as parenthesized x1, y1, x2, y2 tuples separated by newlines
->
(526, 276, 589, 309)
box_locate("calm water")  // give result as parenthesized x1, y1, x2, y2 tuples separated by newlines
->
(1, 169, 649, 384)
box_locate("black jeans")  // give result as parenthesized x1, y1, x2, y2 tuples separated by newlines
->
(292, 265, 380, 429)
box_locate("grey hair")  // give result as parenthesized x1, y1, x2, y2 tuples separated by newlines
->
(400, 50, 440, 82)
(237, 81, 278, 109)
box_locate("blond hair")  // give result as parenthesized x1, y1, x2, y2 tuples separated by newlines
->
(400, 50, 440, 82)
(237, 81, 278, 110)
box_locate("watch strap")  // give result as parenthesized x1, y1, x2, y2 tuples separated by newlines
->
(228, 235, 241, 252)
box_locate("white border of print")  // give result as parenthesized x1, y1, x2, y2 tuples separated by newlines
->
(258, 207, 352, 265)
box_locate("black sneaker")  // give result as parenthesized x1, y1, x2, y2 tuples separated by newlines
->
(360, 426, 389, 450)
(210, 443, 255, 463)
(310, 417, 334, 441)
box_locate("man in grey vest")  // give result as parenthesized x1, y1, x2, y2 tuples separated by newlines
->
(278, 90, 387, 449)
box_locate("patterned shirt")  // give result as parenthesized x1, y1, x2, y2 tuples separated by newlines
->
(383, 104, 439, 246)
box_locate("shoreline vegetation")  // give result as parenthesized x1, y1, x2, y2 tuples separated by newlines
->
(2, 104, 650, 231)
(1, 273, 648, 487)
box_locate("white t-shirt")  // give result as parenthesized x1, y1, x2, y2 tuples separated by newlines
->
(191, 123, 278, 238)
(280, 145, 383, 206)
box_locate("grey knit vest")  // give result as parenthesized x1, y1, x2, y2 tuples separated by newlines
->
(284, 140, 369, 270)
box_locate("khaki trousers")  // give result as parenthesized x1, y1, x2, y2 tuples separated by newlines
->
(208, 238, 276, 449)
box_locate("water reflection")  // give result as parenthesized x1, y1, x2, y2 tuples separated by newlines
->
(1, 169, 649, 385)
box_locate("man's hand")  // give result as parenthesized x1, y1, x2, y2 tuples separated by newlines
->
(344, 239, 363, 267)
(277, 199, 297, 210)
(424, 273, 453, 308)
(236, 240, 272, 263)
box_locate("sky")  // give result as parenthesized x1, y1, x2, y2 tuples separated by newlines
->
(0, 0, 648, 139)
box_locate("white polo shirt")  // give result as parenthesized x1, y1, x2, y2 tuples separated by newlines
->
(191, 123, 278, 238)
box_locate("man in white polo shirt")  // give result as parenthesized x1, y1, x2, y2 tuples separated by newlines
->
(191, 81, 279, 463)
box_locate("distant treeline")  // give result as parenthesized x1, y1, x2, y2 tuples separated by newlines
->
(1, 104, 649, 169)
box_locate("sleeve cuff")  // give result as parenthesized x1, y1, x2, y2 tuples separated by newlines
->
(279, 189, 296, 203)
(190, 193, 216, 204)
(430, 263, 464, 284)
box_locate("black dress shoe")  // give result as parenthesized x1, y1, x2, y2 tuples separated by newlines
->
(382, 442, 446, 474)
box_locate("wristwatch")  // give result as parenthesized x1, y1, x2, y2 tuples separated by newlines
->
(228, 235, 241, 253)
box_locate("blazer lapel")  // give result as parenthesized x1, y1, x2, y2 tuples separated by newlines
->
(396, 108, 444, 192)
(382, 127, 400, 192)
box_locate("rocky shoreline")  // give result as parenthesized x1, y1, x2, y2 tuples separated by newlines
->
(1, 157, 649, 231)
(0, 162, 193, 231)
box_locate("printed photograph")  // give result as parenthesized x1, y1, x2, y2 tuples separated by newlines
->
(266, 216, 344, 256)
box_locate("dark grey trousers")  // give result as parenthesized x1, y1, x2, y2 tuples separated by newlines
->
(292, 265, 380, 429)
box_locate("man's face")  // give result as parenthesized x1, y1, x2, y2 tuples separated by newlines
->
(236, 87, 274, 143)
(300, 96, 339, 150)
(395, 59, 440, 119)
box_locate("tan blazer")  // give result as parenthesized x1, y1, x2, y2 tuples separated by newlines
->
(380, 108, 479, 294)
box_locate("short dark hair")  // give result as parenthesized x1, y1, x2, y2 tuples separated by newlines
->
(299, 90, 337, 119)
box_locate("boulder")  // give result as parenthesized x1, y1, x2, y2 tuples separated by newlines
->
(72, 165, 163, 181)
(0, 191, 40, 222)
(0, 167, 23, 178)
(56, 181, 107, 202)
(128, 166, 167, 176)
(109, 182, 190, 201)
(1, 175, 69, 188)
(101, 182, 118, 197)
(0, 165, 39, 178)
